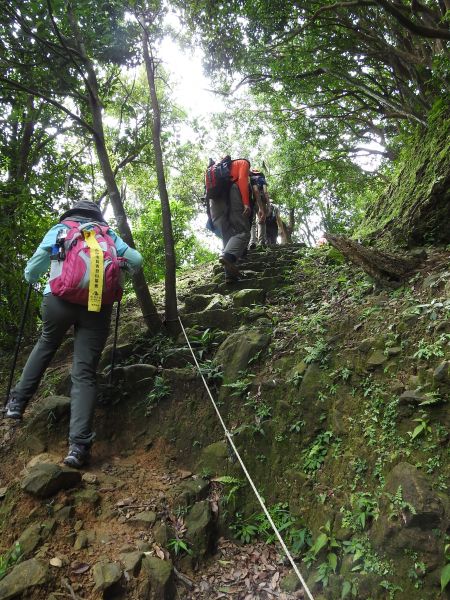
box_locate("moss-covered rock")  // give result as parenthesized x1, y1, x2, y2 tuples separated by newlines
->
(139, 556, 175, 600)
(0, 558, 49, 599)
(232, 288, 266, 308)
(21, 463, 81, 499)
(215, 328, 271, 387)
(370, 462, 446, 569)
(360, 103, 450, 246)
(196, 440, 229, 475)
(185, 500, 215, 559)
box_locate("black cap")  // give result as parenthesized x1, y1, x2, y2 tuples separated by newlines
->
(59, 201, 107, 225)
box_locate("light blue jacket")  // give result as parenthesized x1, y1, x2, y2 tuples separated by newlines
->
(25, 219, 143, 294)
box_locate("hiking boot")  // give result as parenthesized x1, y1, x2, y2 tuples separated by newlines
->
(4, 395, 26, 420)
(219, 255, 240, 278)
(225, 274, 240, 284)
(63, 443, 91, 469)
(248, 243, 256, 250)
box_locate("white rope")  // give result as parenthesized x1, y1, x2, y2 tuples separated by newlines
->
(178, 316, 315, 600)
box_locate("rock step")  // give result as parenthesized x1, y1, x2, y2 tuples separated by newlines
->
(182, 308, 239, 330)
(237, 258, 300, 271)
(217, 275, 285, 295)
(191, 275, 285, 298)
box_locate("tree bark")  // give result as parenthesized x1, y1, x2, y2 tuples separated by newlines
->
(325, 233, 420, 285)
(142, 28, 179, 335)
(67, 8, 162, 333)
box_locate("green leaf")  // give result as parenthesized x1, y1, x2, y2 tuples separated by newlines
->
(311, 533, 328, 556)
(328, 552, 338, 572)
(341, 581, 352, 599)
(441, 563, 450, 591)
(410, 423, 425, 440)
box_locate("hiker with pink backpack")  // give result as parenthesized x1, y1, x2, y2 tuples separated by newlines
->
(4, 201, 143, 468)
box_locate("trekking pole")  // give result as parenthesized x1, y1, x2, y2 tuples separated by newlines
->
(109, 300, 121, 386)
(4, 283, 33, 409)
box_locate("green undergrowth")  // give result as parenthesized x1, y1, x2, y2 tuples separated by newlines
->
(168, 244, 450, 599)
(2, 243, 450, 599)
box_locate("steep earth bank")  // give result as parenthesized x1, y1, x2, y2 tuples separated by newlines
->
(0, 243, 449, 600)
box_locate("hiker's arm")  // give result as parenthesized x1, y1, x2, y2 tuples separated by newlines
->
(24, 225, 61, 283)
(109, 230, 143, 273)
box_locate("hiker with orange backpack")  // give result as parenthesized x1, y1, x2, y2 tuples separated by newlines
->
(248, 168, 269, 249)
(205, 156, 251, 283)
(4, 201, 142, 468)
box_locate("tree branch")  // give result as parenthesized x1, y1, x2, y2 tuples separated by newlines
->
(0, 76, 96, 135)
(374, 0, 450, 39)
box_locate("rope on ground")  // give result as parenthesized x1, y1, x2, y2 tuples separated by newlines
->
(178, 316, 315, 600)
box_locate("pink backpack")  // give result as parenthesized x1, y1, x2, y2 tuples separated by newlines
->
(49, 220, 124, 306)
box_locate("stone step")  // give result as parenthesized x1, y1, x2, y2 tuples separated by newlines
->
(183, 293, 229, 313)
(216, 275, 286, 295)
(181, 308, 240, 331)
(238, 255, 300, 267)
(189, 283, 221, 296)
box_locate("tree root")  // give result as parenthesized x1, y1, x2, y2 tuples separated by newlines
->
(325, 233, 420, 286)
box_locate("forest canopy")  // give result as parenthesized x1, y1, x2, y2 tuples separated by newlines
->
(0, 0, 448, 346)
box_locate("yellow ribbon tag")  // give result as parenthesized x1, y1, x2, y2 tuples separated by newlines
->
(83, 230, 103, 312)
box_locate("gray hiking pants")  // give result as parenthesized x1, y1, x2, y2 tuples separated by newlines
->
(13, 294, 112, 446)
(210, 183, 251, 260)
(250, 214, 267, 246)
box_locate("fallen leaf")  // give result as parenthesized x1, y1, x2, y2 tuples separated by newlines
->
(271, 571, 280, 589)
(154, 545, 165, 560)
(71, 563, 90, 574)
(49, 557, 63, 568)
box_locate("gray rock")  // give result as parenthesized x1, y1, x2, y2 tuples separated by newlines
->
(184, 294, 228, 313)
(398, 390, 426, 405)
(153, 522, 170, 546)
(140, 556, 175, 600)
(74, 530, 89, 550)
(196, 441, 229, 475)
(386, 346, 402, 356)
(116, 364, 157, 385)
(128, 511, 157, 528)
(215, 329, 271, 387)
(93, 561, 122, 592)
(16, 519, 56, 556)
(183, 308, 237, 331)
(370, 462, 445, 567)
(99, 342, 134, 371)
(232, 288, 266, 308)
(23, 396, 71, 451)
(433, 361, 449, 382)
(21, 463, 81, 499)
(185, 500, 214, 558)
(161, 348, 194, 369)
(357, 338, 375, 353)
(409, 247, 427, 260)
(119, 551, 143, 576)
(366, 349, 388, 368)
(15, 523, 44, 556)
(54, 505, 74, 522)
(171, 478, 210, 509)
(0, 558, 49, 599)
(73, 489, 101, 507)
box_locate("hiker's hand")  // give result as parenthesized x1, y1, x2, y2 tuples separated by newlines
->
(243, 205, 251, 217)
(258, 209, 266, 223)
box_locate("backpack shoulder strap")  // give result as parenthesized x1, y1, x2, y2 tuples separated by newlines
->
(61, 219, 80, 229)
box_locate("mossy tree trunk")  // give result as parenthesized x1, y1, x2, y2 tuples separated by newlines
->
(325, 233, 420, 285)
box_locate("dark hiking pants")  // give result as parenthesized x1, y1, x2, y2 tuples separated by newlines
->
(210, 183, 251, 260)
(12, 294, 112, 446)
